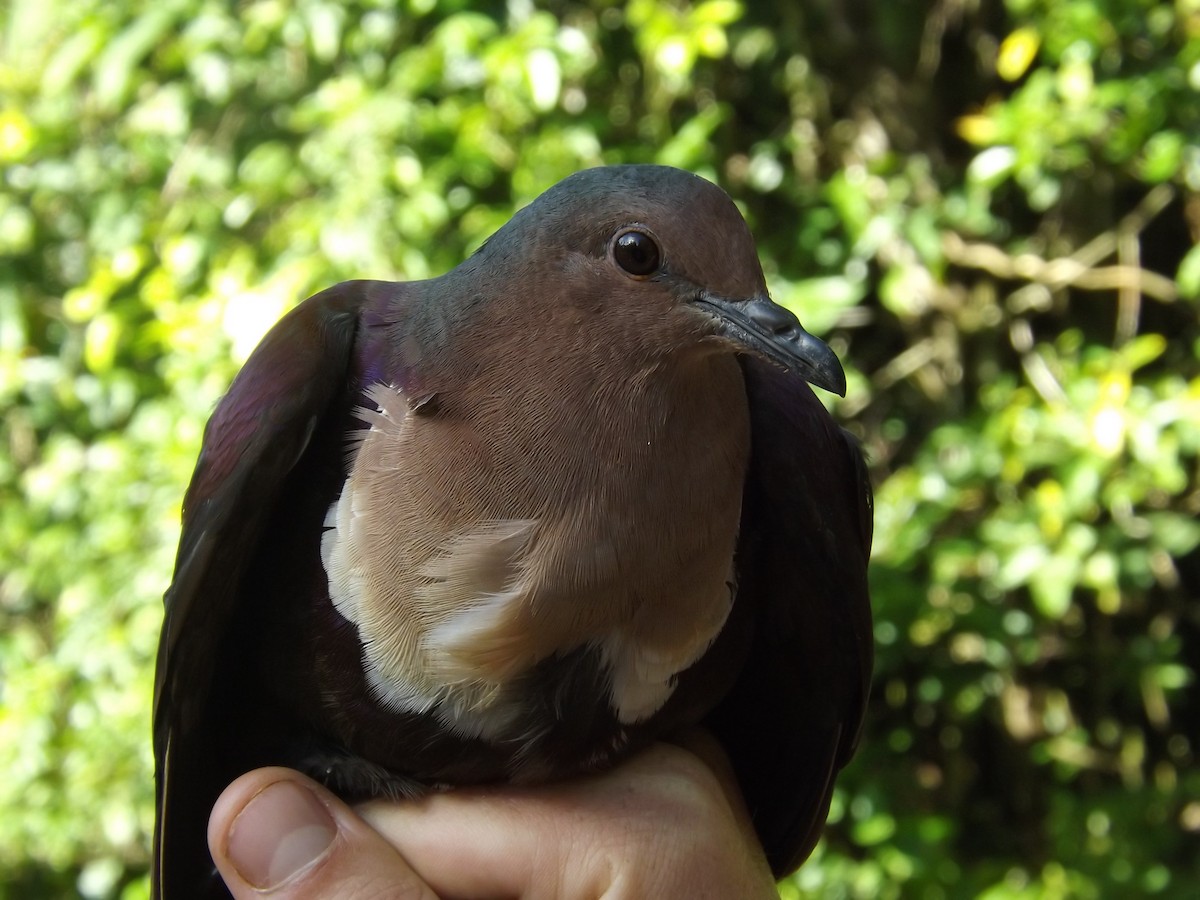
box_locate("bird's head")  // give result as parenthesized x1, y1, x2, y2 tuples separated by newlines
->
(467, 164, 846, 396)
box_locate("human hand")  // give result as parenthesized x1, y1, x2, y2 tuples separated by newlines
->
(207, 733, 779, 899)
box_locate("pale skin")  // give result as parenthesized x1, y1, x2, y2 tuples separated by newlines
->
(207, 732, 780, 899)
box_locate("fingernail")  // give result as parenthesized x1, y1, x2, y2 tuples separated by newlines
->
(226, 780, 337, 889)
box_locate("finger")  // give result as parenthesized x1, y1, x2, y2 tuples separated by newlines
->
(357, 766, 691, 899)
(356, 743, 772, 900)
(208, 767, 439, 899)
(356, 786, 552, 899)
(668, 727, 759, 831)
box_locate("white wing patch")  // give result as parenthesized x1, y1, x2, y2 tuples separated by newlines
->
(321, 383, 542, 739)
(599, 577, 735, 724)
(419, 519, 538, 679)
(321, 383, 407, 635)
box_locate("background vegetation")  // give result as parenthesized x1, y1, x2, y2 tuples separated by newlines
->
(2, 0, 1198, 896)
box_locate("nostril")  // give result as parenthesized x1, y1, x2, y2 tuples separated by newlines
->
(745, 296, 802, 336)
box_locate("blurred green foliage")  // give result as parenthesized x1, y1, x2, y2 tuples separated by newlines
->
(2, 0, 1198, 896)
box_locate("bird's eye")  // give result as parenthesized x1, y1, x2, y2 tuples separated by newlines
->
(611, 229, 662, 278)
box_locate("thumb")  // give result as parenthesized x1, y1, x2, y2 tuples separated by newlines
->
(208, 767, 439, 899)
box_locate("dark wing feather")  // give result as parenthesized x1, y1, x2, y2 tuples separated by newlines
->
(709, 355, 874, 878)
(152, 282, 377, 898)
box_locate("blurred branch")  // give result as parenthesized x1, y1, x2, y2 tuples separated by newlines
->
(1009, 317, 1067, 405)
(1116, 226, 1141, 346)
(942, 185, 1179, 318)
(874, 337, 937, 390)
(942, 233, 1179, 303)
(943, 186, 1179, 383)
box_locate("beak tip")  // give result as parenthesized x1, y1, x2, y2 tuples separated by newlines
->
(811, 364, 848, 398)
(787, 323, 847, 398)
(829, 364, 848, 397)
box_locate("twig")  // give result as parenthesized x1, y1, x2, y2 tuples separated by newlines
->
(1010, 318, 1067, 405)
(941, 183, 1180, 305)
(942, 233, 1178, 302)
(1115, 227, 1141, 346)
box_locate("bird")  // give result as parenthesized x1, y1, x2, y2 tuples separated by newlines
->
(153, 164, 873, 898)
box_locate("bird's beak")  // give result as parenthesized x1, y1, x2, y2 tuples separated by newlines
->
(694, 293, 847, 396)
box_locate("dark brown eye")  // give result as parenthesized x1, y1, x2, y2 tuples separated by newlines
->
(611, 229, 661, 277)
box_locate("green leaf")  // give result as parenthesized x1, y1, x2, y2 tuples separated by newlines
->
(1177, 244, 1200, 300)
